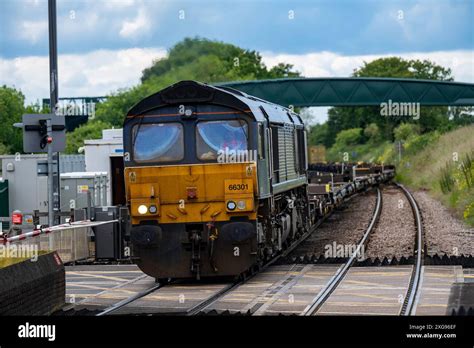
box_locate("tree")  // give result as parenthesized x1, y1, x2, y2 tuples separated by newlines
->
(65, 120, 112, 154)
(0, 142, 10, 155)
(393, 123, 420, 141)
(267, 63, 300, 79)
(308, 123, 330, 147)
(141, 37, 287, 83)
(334, 128, 363, 147)
(95, 37, 300, 129)
(324, 57, 453, 146)
(0, 85, 24, 154)
(448, 106, 474, 127)
(364, 123, 381, 143)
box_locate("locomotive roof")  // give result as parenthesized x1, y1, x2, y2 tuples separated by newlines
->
(125, 80, 304, 126)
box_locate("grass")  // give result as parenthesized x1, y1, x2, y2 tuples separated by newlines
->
(394, 127, 473, 190)
(326, 141, 392, 163)
(326, 124, 474, 226)
(0, 250, 49, 269)
(388, 125, 474, 226)
(0, 257, 30, 269)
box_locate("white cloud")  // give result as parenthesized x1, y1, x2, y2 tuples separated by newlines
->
(261, 50, 474, 83)
(1, 47, 472, 126)
(103, 0, 137, 9)
(119, 7, 151, 39)
(262, 50, 474, 124)
(18, 20, 48, 44)
(0, 47, 166, 104)
(24, 0, 42, 6)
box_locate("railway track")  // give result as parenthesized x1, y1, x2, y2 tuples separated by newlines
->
(181, 191, 373, 315)
(181, 192, 373, 315)
(396, 183, 424, 316)
(91, 184, 425, 316)
(93, 191, 348, 316)
(301, 187, 382, 315)
(300, 184, 424, 316)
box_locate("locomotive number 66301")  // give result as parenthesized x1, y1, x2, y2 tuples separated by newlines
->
(228, 183, 249, 191)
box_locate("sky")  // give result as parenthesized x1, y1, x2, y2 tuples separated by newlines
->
(0, 0, 473, 123)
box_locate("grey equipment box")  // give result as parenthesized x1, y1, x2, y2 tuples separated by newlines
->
(60, 172, 108, 211)
(91, 206, 129, 260)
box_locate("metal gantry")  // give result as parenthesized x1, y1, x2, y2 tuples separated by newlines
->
(219, 77, 474, 107)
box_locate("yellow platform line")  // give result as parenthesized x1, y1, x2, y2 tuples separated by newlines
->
(317, 311, 395, 315)
(321, 302, 400, 307)
(66, 270, 141, 273)
(67, 283, 111, 291)
(416, 304, 449, 308)
(67, 272, 132, 282)
(330, 292, 400, 301)
(341, 279, 408, 287)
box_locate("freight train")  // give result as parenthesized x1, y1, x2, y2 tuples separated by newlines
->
(122, 80, 394, 281)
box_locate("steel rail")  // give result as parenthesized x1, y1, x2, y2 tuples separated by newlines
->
(95, 282, 164, 316)
(94, 208, 337, 317)
(186, 189, 372, 316)
(396, 183, 424, 316)
(96, 187, 374, 316)
(301, 187, 382, 316)
(185, 194, 344, 316)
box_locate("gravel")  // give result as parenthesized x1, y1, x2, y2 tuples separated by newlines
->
(287, 185, 474, 262)
(365, 186, 415, 260)
(413, 190, 474, 256)
(288, 190, 377, 259)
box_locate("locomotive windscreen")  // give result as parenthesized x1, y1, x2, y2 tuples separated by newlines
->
(133, 123, 184, 162)
(196, 119, 248, 160)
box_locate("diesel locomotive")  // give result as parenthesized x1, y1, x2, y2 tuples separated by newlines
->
(123, 80, 313, 280)
(123, 81, 396, 281)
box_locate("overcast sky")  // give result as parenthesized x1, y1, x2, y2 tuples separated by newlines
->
(0, 0, 473, 123)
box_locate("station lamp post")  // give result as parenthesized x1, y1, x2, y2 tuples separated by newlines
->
(13, 0, 64, 232)
(48, 0, 59, 228)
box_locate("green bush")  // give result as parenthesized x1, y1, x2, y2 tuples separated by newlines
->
(439, 162, 455, 194)
(0, 85, 24, 153)
(403, 131, 439, 156)
(394, 123, 420, 141)
(335, 128, 363, 147)
(364, 123, 381, 143)
(65, 120, 112, 154)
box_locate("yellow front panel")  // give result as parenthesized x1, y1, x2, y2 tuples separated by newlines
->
(125, 162, 257, 224)
(130, 183, 159, 198)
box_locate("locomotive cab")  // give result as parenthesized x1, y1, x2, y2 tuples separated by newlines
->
(123, 81, 309, 280)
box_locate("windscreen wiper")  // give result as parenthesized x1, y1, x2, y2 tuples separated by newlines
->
(132, 114, 146, 147)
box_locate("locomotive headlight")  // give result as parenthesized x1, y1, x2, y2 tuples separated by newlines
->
(227, 201, 236, 211)
(149, 205, 157, 214)
(237, 200, 246, 210)
(138, 205, 148, 215)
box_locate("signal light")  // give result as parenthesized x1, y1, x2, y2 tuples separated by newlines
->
(138, 205, 148, 215)
(227, 201, 236, 211)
